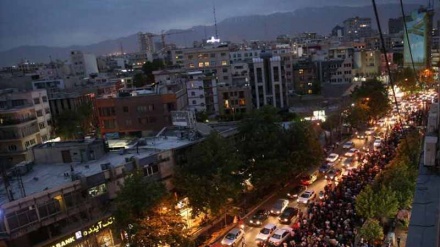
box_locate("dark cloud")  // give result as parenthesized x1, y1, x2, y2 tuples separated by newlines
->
(0, 0, 421, 51)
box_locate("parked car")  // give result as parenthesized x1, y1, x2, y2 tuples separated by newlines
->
(300, 172, 318, 185)
(318, 164, 332, 174)
(278, 207, 299, 224)
(255, 223, 277, 245)
(344, 148, 359, 157)
(343, 157, 356, 169)
(325, 168, 342, 181)
(270, 199, 289, 215)
(342, 141, 354, 149)
(356, 132, 365, 139)
(221, 228, 245, 246)
(365, 127, 375, 135)
(287, 185, 307, 199)
(248, 209, 269, 226)
(326, 153, 339, 163)
(297, 190, 316, 204)
(269, 227, 293, 246)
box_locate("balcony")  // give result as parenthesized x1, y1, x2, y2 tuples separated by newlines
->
(0, 117, 37, 126)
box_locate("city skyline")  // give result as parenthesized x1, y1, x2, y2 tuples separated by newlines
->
(0, 0, 421, 52)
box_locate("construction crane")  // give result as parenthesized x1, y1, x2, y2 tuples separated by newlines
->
(146, 30, 192, 52)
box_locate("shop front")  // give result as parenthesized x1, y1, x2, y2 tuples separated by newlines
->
(43, 217, 120, 247)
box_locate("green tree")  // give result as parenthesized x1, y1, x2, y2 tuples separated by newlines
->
(359, 219, 384, 244)
(133, 72, 147, 88)
(394, 67, 419, 93)
(355, 185, 377, 219)
(237, 106, 285, 189)
(142, 59, 166, 84)
(350, 79, 390, 122)
(53, 102, 94, 140)
(173, 132, 242, 216)
(113, 172, 166, 234)
(373, 186, 399, 223)
(281, 121, 324, 173)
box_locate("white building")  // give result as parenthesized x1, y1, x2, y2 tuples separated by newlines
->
(249, 53, 286, 109)
(70, 50, 99, 77)
(186, 71, 218, 115)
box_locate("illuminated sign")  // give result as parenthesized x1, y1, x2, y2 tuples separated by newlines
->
(207, 36, 220, 43)
(404, 9, 430, 68)
(49, 217, 114, 247)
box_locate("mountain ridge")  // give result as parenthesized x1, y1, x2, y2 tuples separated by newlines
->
(0, 3, 421, 67)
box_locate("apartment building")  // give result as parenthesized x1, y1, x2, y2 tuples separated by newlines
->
(343, 17, 373, 41)
(95, 85, 187, 137)
(217, 85, 253, 118)
(249, 52, 287, 109)
(353, 50, 381, 78)
(186, 71, 218, 115)
(0, 89, 52, 165)
(70, 51, 99, 78)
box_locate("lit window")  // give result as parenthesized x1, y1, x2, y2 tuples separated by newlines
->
(198, 62, 204, 68)
(189, 63, 195, 68)
(204, 62, 210, 66)
(224, 100, 230, 109)
(221, 61, 228, 66)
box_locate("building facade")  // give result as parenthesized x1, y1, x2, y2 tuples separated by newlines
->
(217, 85, 253, 118)
(70, 51, 99, 77)
(343, 17, 373, 41)
(186, 72, 218, 115)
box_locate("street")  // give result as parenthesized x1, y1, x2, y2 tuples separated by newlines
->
(216, 136, 370, 247)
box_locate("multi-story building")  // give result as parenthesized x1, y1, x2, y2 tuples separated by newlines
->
(138, 32, 155, 54)
(388, 17, 405, 34)
(70, 51, 99, 77)
(353, 50, 381, 78)
(182, 46, 231, 85)
(230, 49, 261, 64)
(0, 89, 52, 165)
(249, 52, 287, 109)
(291, 58, 319, 95)
(230, 62, 250, 87)
(331, 25, 344, 38)
(217, 85, 252, 118)
(186, 71, 218, 115)
(343, 17, 373, 41)
(95, 85, 187, 137)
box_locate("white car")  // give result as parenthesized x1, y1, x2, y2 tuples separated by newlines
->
(342, 141, 354, 149)
(344, 148, 358, 157)
(221, 228, 245, 246)
(373, 138, 382, 148)
(326, 153, 339, 163)
(365, 127, 375, 135)
(255, 223, 277, 244)
(269, 227, 293, 246)
(297, 190, 316, 204)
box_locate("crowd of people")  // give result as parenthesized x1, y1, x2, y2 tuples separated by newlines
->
(271, 126, 405, 247)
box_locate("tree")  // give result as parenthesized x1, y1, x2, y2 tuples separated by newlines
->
(237, 106, 285, 189)
(173, 132, 243, 216)
(53, 102, 94, 140)
(281, 121, 324, 173)
(133, 72, 147, 88)
(373, 186, 399, 223)
(142, 60, 166, 84)
(113, 172, 166, 235)
(320, 113, 340, 143)
(355, 185, 377, 219)
(350, 79, 390, 122)
(394, 67, 419, 93)
(359, 219, 384, 244)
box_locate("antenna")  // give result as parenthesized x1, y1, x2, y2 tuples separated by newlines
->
(120, 42, 124, 55)
(213, 1, 218, 39)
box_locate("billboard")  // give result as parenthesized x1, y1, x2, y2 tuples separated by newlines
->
(171, 111, 196, 128)
(404, 9, 430, 68)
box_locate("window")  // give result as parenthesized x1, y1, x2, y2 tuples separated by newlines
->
(191, 91, 196, 96)
(103, 120, 117, 129)
(221, 53, 226, 57)
(222, 68, 228, 73)
(33, 98, 40, 104)
(143, 164, 159, 176)
(137, 106, 147, 113)
(204, 61, 210, 66)
(210, 53, 216, 58)
(211, 61, 216, 66)
(45, 108, 50, 114)
(223, 76, 229, 80)
(192, 100, 197, 105)
(88, 184, 107, 197)
(125, 119, 132, 126)
(8, 145, 17, 151)
(123, 106, 129, 113)
(99, 107, 115, 116)
(198, 62, 204, 68)
(39, 122, 45, 129)
(148, 104, 155, 111)
(221, 61, 228, 66)
(42, 96, 48, 102)
(36, 110, 43, 117)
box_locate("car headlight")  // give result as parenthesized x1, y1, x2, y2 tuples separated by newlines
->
(256, 221, 260, 224)
(297, 199, 299, 202)
(250, 220, 253, 223)
(276, 210, 280, 214)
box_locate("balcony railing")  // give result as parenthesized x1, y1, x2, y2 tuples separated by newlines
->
(0, 117, 37, 126)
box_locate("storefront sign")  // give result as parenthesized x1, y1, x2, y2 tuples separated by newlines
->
(49, 217, 114, 247)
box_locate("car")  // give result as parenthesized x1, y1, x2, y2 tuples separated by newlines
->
(269, 227, 293, 246)
(344, 148, 359, 157)
(365, 127, 375, 135)
(297, 190, 316, 204)
(326, 153, 339, 163)
(343, 157, 356, 169)
(278, 207, 299, 224)
(248, 209, 269, 226)
(286, 185, 307, 199)
(356, 132, 365, 139)
(255, 223, 277, 245)
(373, 138, 382, 148)
(342, 141, 354, 149)
(270, 199, 289, 215)
(318, 164, 332, 174)
(300, 172, 318, 185)
(325, 168, 342, 181)
(221, 228, 245, 246)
